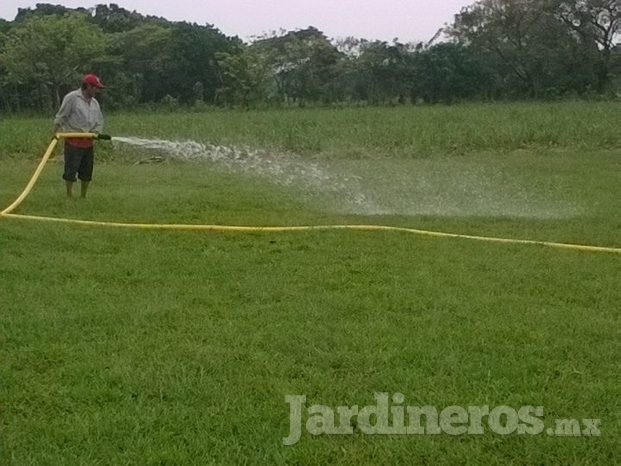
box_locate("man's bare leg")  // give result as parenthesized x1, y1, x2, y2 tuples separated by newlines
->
(81, 181, 90, 198)
(65, 180, 74, 198)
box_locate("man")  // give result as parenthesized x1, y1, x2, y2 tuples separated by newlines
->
(54, 74, 105, 199)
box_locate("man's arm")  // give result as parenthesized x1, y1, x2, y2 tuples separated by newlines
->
(93, 100, 104, 134)
(53, 93, 74, 132)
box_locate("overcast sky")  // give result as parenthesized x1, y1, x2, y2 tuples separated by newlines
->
(0, 1, 473, 43)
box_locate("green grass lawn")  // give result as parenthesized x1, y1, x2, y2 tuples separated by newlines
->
(1, 103, 620, 465)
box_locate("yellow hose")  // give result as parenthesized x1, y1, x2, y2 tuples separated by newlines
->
(56, 132, 99, 139)
(1, 137, 58, 215)
(2, 212, 620, 254)
(2, 135, 621, 255)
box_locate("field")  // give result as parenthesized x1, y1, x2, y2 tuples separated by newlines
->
(1, 102, 620, 465)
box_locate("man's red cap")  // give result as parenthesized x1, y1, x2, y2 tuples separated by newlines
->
(83, 74, 105, 88)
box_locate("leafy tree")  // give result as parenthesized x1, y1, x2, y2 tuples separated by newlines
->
(548, 0, 620, 91)
(447, 0, 621, 97)
(13, 3, 89, 22)
(1, 12, 108, 110)
(112, 23, 174, 104)
(165, 22, 239, 104)
(216, 43, 273, 106)
(0, 2, 618, 111)
(450, 0, 539, 96)
(254, 27, 343, 104)
(92, 3, 169, 33)
(353, 40, 416, 103)
(411, 43, 493, 103)
(0, 18, 12, 36)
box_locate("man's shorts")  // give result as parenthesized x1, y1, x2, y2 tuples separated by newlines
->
(63, 144, 94, 182)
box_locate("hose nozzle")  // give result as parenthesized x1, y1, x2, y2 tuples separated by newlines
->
(96, 134, 112, 141)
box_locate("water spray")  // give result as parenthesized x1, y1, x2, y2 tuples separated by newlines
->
(110, 136, 379, 214)
(110, 136, 580, 219)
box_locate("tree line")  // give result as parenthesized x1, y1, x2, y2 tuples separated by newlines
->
(0, 1, 619, 112)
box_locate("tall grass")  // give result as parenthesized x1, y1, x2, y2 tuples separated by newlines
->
(1, 101, 619, 159)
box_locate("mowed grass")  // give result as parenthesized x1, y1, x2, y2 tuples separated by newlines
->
(1, 102, 620, 465)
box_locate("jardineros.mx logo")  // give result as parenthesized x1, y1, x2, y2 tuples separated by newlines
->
(283, 393, 602, 445)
